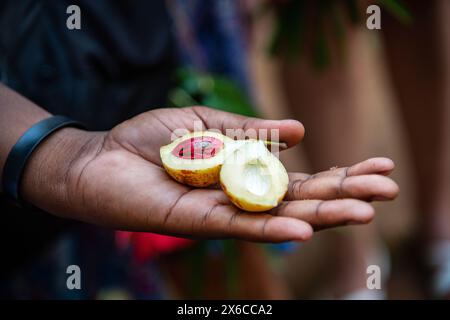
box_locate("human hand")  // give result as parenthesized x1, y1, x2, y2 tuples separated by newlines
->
(22, 106, 399, 242)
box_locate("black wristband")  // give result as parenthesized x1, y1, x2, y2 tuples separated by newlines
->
(2, 115, 86, 204)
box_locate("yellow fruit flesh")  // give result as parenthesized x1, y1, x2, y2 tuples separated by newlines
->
(219, 141, 288, 212)
(163, 163, 220, 187)
(220, 181, 287, 212)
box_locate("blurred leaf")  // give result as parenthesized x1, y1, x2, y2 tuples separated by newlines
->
(312, 0, 332, 70)
(223, 240, 239, 298)
(187, 241, 207, 298)
(331, 1, 347, 63)
(265, 0, 413, 70)
(169, 68, 256, 117)
(202, 78, 255, 116)
(345, 0, 361, 23)
(169, 88, 198, 107)
(312, 25, 330, 70)
(379, 0, 412, 24)
(267, 0, 306, 59)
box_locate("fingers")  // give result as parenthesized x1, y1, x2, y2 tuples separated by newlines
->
(224, 210, 314, 242)
(347, 157, 395, 176)
(272, 199, 375, 231)
(288, 157, 396, 182)
(164, 189, 313, 243)
(286, 157, 399, 201)
(188, 106, 305, 148)
(196, 203, 313, 243)
(286, 174, 399, 201)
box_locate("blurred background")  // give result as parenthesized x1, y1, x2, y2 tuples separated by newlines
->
(1, 0, 449, 299)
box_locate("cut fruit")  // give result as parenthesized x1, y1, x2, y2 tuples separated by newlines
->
(219, 140, 289, 212)
(160, 131, 234, 187)
(161, 132, 289, 212)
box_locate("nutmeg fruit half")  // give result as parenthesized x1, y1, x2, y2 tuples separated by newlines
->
(219, 140, 288, 212)
(160, 131, 234, 187)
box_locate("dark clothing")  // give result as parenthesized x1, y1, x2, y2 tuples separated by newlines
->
(0, 0, 178, 276)
(0, 0, 177, 129)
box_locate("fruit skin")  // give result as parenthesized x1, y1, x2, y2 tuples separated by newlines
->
(220, 181, 287, 212)
(163, 163, 220, 187)
(160, 131, 233, 187)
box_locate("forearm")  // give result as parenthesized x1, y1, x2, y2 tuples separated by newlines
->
(0, 84, 51, 181)
(0, 83, 100, 215)
(20, 127, 103, 216)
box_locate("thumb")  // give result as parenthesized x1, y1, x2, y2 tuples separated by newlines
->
(189, 106, 305, 148)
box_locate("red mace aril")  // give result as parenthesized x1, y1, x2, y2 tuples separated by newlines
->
(172, 136, 223, 160)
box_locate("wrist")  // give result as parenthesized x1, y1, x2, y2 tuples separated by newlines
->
(20, 127, 106, 216)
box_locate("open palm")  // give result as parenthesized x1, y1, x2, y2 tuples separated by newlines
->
(69, 106, 398, 242)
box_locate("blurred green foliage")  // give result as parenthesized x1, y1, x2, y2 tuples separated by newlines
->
(267, 0, 412, 70)
(169, 68, 256, 117)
